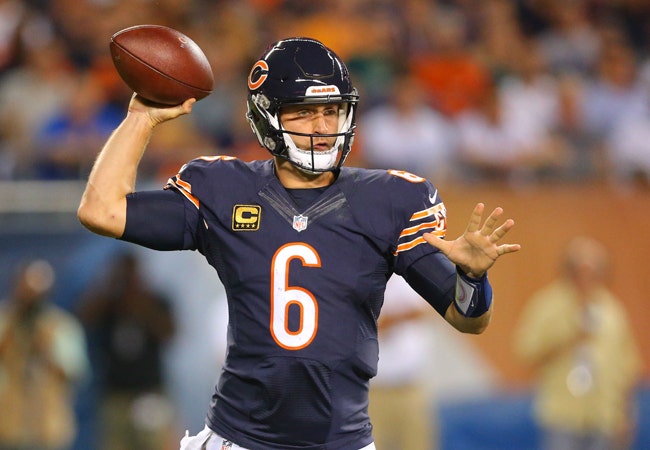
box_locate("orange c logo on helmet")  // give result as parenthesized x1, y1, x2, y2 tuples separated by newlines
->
(248, 60, 269, 90)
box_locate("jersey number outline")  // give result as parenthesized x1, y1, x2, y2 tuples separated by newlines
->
(270, 242, 320, 350)
(388, 169, 425, 183)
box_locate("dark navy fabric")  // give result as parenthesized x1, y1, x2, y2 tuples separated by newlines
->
(123, 157, 475, 449)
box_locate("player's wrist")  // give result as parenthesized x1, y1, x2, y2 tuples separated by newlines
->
(125, 110, 158, 132)
(457, 266, 485, 281)
(454, 267, 492, 317)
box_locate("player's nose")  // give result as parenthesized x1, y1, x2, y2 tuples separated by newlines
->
(313, 113, 329, 134)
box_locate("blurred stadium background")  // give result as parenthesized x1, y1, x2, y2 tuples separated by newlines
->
(1, 1, 649, 449)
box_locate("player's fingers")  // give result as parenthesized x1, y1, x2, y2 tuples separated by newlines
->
(481, 207, 504, 236)
(423, 232, 448, 252)
(497, 243, 522, 256)
(153, 99, 195, 123)
(182, 98, 196, 111)
(466, 203, 485, 233)
(489, 218, 515, 243)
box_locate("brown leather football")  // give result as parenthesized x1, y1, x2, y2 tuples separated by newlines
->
(110, 24, 214, 105)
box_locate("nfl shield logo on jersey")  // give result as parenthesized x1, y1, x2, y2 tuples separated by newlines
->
(220, 439, 233, 450)
(292, 214, 308, 232)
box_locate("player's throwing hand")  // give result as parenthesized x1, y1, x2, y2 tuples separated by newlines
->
(127, 94, 195, 128)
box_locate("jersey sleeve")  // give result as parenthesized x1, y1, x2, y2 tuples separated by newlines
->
(383, 171, 495, 319)
(402, 251, 456, 316)
(165, 155, 241, 206)
(120, 157, 227, 250)
(386, 170, 447, 274)
(121, 189, 199, 250)
(376, 170, 457, 316)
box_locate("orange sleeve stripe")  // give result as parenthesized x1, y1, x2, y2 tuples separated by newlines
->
(168, 177, 200, 209)
(410, 202, 446, 221)
(175, 177, 193, 192)
(179, 189, 200, 209)
(410, 205, 438, 221)
(399, 220, 441, 238)
(393, 230, 446, 255)
(394, 237, 426, 255)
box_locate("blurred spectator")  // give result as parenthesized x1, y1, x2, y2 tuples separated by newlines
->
(358, 72, 457, 181)
(283, 0, 378, 63)
(189, 4, 260, 157)
(141, 114, 214, 182)
(346, 5, 403, 110)
(32, 71, 123, 180)
(454, 75, 567, 186)
(46, 0, 157, 70)
(0, 259, 90, 450)
(400, 0, 441, 57)
(409, 5, 492, 118)
(576, 31, 648, 178)
(497, 39, 574, 178)
(515, 236, 643, 450)
(514, 0, 553, 39)
(369, 275, 438, 450)
(77, 251, 177, 450)
(474, 0, 527, 82)
(1, 0, 650, 187)
(0, 0, 28, 73)
(553, 71, 595, 180)
(605, 0, 650, 54)
(0, 14, 77, 179)
(498, 39, 560, 144)
(535, 0, 601, 76)
(605, 102, 650, 189)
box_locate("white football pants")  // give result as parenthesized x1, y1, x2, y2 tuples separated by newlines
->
(180, 426, 376, 450)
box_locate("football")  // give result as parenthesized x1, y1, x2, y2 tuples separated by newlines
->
(110, 24, 214, 105)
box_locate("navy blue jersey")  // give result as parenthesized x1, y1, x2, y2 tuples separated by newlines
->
(159, 157, 447, 449)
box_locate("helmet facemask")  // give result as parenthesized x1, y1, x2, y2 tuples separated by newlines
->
(247, 92, 357, 173)
(245, 37, 359, 173)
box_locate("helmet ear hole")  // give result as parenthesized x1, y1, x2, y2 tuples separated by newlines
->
(246, 37, 359, 172)
(246, 94, 286, 156)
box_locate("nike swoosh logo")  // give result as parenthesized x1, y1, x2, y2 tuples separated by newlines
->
(429, 189, 438, 204)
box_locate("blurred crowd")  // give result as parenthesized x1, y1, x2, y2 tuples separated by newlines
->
(2, 0, 650, 188)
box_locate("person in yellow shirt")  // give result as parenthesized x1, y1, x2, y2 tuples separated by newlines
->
(0, 259, 90, 450)
(515, 236, 642, 450)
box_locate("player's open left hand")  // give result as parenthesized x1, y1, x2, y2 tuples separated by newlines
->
(423, 203, 520, 278)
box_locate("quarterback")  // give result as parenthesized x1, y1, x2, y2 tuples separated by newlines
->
(78, 37, 520, 450)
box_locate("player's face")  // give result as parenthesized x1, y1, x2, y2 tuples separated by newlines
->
(279, 104, 340, 151)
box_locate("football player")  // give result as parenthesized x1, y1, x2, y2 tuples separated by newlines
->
(78, 37, 520, 450)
